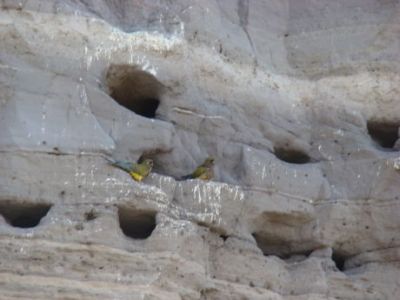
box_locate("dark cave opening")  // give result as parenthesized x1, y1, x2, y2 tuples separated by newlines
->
(274, 147, 311, 164)
(106, 64, 163, 118)
(252, 232, 293, 258)
(118, 207, 156, 239)
(252, 231, 315, 261)
(332, 251, 347, 271)
(0, 202, 52, 228)
(367, 120, 399, 149)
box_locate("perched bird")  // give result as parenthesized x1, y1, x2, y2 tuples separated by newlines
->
(181, 157, 215, 180)
(106, 157, 153, 182)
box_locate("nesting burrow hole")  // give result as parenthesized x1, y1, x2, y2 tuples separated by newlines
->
(0, 202, 52, 228)
(252, 230, 317, 261)
(274, 146, 311, 164)
(331, 250, 347, 271)
(106, 64, 163, 118)
(118, 207, 156, 239)
(252, 232, 295, 258)
(367, 120, 399, 149)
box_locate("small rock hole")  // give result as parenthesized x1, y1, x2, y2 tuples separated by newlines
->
(252, 232, 314, 259)
(118, 207, 156, 239)
(367, 120, 399, 149)
(332, 251, 346, 271)
(106, 64, 163, 118)
(274, 147, 311, 164)
(84, 209, 98, 222)
(220, 234, 228, 241)
(252, 232, 288, 258)
(0, 202, 52, 228)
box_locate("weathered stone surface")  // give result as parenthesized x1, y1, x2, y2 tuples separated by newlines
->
(0, 1, 400, 299)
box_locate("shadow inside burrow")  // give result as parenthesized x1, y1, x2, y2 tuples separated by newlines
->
(105, 64, 163, 119)
(0, 201, 52, 228)
(118, 206, 157, 239)
(273, 146, 311, 164)
(367, 120, 399, 150)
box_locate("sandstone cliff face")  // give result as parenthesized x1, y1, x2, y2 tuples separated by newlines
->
(1, 1, 400, 299)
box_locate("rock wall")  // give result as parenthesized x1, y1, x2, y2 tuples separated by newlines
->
(1, 1, 400, 299)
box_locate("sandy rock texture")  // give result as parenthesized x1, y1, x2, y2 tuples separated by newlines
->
(0, 1, 400, 299)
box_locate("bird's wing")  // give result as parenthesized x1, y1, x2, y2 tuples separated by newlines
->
(198, 168, 213, 180)
(191, 166, 207, 178)
(112, 161, 135, 173)
(131, 163, 150, 176)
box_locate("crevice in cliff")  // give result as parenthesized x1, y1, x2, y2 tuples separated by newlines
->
(332, 250, 347, 271)
(84, 209, 98, 222)
(251, 227, 321, 262)
(252, 232, 297, 258)
(367, 120, 399, 149)
(106, 64, 163, 118)
(118, 207, 156, 239)
(273, 146, 311, 164)
(0, 202, 52, 228)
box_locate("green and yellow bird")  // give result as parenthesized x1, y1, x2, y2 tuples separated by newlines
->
(181, 157, 215, 180)
(107, 157, 153, 182)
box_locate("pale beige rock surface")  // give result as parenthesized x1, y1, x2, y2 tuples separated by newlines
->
(0, 1, 400, 299)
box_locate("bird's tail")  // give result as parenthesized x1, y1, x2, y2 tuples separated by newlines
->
(105, 157, 131, 173)
(180, 174, 193, 180)
(105, 157, 116, 164)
